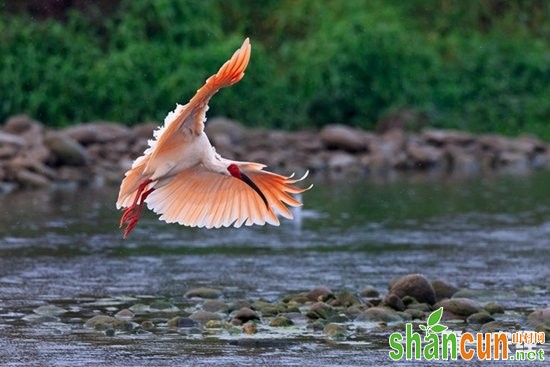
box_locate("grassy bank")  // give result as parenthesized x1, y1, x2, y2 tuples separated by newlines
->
(1, 0, 548, 138)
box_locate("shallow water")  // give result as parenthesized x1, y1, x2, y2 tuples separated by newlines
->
(0, 171, 549, 366)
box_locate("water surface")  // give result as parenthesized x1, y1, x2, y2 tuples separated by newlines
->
(0, 171, 549, 366)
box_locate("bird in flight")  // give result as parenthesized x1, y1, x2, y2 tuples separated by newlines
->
(116, 38, 310, 238)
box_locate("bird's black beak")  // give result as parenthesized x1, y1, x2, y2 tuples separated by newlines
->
(240, 173, 269, 208)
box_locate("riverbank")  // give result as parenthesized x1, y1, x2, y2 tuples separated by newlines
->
(1, 114, 549, 192)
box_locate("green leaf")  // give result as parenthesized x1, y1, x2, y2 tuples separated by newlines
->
(419, 325, 426, 331)
(430, 324, 447, 333)
(427, 307, 443, 327)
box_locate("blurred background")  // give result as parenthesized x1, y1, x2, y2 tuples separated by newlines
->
(1, 0, 549, 138)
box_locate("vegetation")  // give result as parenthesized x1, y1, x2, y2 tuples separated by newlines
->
(1, 0, 548, 138)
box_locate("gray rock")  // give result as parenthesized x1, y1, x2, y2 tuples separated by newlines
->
(527, 308, 550, 327)
(85, 315, 118, 329)
(306, 302, 334, 320)
(204, 117, 247, 144)
(33, 304, 66, 316)
(270, 316, 294, 327)
(0, 131, 26, 147)
(389, 273, 436, 305)
(319, 124, 367, 152)
(383, 293, 406, 311)
(149, 300, 179, 313)
(323, 323, 347, 338)
(431, 279, 459, 302)
(3, 115, 43, 135)
(64, 122, 129, 144)
(44, 132, 89, 166)
(233, 307, 259, 323)
(332, 290, 360, 307)
(467, 311, 495, 325)
(356, 307, 402, 323)
(435, 298, 482, 317)
(184, 287, 222, 299)
(114, 309, 135, 320)
(203, 299, 228, 313)
(189, 311, 221, 324)
(15, 169, 50, 188)
(306, 286, 334, 302)
(404, 308, 425, 320)
(359, 286, 379, 298)
(484, 302, 505, 315)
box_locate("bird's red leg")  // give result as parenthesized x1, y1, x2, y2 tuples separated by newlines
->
(119, 179, 154, 239)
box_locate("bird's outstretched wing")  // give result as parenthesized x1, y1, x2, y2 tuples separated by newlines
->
(116, 39, 251, 209)
(147, 38, 251, 163)
(145, 164, 310, 228)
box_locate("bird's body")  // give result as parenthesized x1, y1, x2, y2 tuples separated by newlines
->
(116, 38, 310, 238)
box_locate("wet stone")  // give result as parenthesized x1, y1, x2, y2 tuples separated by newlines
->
(22, 314, 60, 323)
(356, 307, 403, 323)
(404, 308, 425, 320)
(306, 286, 334, 302)
(149, 300, 179, 313)
(114, 309, 135, 320)
(383, 293, 406, 311)
(233, 307, 260, 323)
(205, 320, 224, 329)
(306, 302, 334, 320)
(332, 290, 360, 307)
(189, 311, 222, 324)
(141, 320, 155, 331)
(128, 303, 151, 314)
(484, 302, 505, 315)
(203, 299, 228, 313)
(270, 316, 294, 327)
(467, 311, 494, 325)
(431, 279, 459, 302)
(84, 315, 118, 330)
(527, 307, 550, 327)
(389, 273, 436, 305)
(184, 287, 222, 299)
(359, 286, 380, 298)
(323, 323, 347, 338)
(33, 304, 67, 316)
(436, 298, 482, 317)
(242, 321, 257, 335)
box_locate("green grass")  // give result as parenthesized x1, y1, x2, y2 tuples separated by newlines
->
(1, 0, 548, 139)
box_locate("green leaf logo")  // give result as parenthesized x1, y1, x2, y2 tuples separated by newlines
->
(423, 307, 447, 335)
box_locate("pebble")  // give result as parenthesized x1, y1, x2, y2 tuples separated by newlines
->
(233, 307, 259, 323)
(323, 323, 347, 338)
(467, 311, 495, 325)
(389, 274, 436, 305)
(33, 305, 67, 316)
(435, 298, 483, 317)
(356, 307, 403, 323)
(484, 302, 505, 315)
(242, 321, 257, 335)
(331, 290, 360, 307)
(184, 287, 222, 299)
(306, 302, 334, 320)
(306, 287, 334, 302)
(431, 279, 459, 302)
(114, 309, 135, 320)
(149, 300, 180, 313)
(203, 299, 228, 313)
(359, 286, 379, 298)
(527, 307, 550, 327)
(383, 293, 406, 311)
(189, 311, 222, 324)
(270, 316, 294, 327)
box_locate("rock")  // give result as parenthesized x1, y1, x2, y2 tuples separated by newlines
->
(467, 311, 494, 325)
(331, 290, 360, 307)
(141, 320, 155, 331)
(484, 302, 505, 315)
(242, 321, 257, 335)
(406, 302, 431, 312)
(15, 169, 50, 188)
(203, 299, 228, 313)
(33, 304, 66, 316)
(306, 286, 334, 302)
(359, 286, 379, 298)
(149, 300, 179, 312)
(323, 323, 347, 338)
(383, 293, 406, 311)
(435, 298, 483, 317)
(184, 287, 222, 299)
(189, 311, 221, 324)
(406, 141, 443, 168)
(356, 307, 402, 323)
(327, 152, 359, 172)
(128, 303, 150, 314)
(178, 318, 198, 328)
(3, 115, 42, 135)
(270, 316, 294, 327)
(319, 124, 367, 152)
(306, 302, 334, 320)
(431, 279, 459, 302)
(204, 117, 247, 144)
(85, 315, 118, 329)
(527, 308, 550, 327)
(44, 132, 89, 166)
(481, 321, 518, 334)
(64, 122, 129, 144)
(22, 314, 60, 323)
(389, 274, 436, 305)
(0, 131, 26, 147)
(227, 299, 252, 312)
(205, 320, 224, 329)
(114, 309, 135, 320)
(422, 129, 475, 146)
(404, 308, 425, 320)
(131, 122, 157, 140)
(233, 307, 259, 323)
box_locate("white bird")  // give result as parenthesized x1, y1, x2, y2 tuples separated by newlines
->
(116, 38, 310, 238)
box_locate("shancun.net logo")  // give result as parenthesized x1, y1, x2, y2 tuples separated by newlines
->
(389, 307, 546, 361)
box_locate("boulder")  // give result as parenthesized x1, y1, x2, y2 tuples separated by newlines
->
(44, 132, 89, 166)
(389, 274, 436, 305)
(435, 298, 482, 317)
(64, 122, 129, 144)
(319, 124, 367, 152)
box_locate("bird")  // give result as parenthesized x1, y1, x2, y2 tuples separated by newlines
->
(116, 38, 310, 239)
